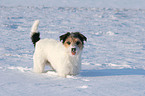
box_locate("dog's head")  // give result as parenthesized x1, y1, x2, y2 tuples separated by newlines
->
(60, 32, 87, 56)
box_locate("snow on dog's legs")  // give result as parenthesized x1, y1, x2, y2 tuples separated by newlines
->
(33, 54, 45, 73)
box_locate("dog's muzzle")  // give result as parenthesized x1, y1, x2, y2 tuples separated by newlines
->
(71, 48, 76, 55)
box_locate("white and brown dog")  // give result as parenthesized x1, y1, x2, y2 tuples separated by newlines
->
(30, 20, 87, 77)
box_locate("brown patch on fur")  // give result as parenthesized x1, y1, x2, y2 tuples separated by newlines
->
(60, 32, 87, 45)
(64, 36, 83, 49)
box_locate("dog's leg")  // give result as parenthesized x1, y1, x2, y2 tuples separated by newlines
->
(57, 68, 68, 78)
(58, 73, 67, 78)
(33, 62, 45, 73)
(33, 55, 45, 73)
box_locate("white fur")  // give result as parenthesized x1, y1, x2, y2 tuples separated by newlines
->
(30, 20, 40, 36)
(33, 39, 82, 77)
(31, 20, 82, 77)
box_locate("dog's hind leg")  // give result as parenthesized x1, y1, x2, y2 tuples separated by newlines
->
(33, 55, 45, 73)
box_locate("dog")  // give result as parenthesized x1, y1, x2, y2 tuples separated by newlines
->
(30, 20, 87, 77)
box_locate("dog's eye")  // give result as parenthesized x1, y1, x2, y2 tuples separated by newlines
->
(67, 41, 71, 45)
(76, 41, 80, 45)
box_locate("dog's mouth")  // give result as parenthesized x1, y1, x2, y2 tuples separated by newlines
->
(71, 48, 76, 55)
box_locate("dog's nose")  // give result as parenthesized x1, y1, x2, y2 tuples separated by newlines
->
(72, 48, 76, 52)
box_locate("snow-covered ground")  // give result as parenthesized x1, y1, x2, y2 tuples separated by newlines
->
(1, 0, 145, 9)
(0, 0, 145, 96)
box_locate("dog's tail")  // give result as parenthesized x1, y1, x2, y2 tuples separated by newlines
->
(30, 20, 40, 47)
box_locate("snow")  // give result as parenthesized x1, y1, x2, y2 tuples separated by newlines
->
(0, 0, 145, 96)
(1, 0, 145, 9)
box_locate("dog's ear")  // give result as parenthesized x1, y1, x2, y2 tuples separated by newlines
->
(60, 32, 71, 43)
(75, 32, 87, 44)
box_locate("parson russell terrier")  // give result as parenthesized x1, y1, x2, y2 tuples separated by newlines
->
(30, 20, 87, 77)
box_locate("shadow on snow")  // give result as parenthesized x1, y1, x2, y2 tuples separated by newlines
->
(80, 69, 145, 77)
